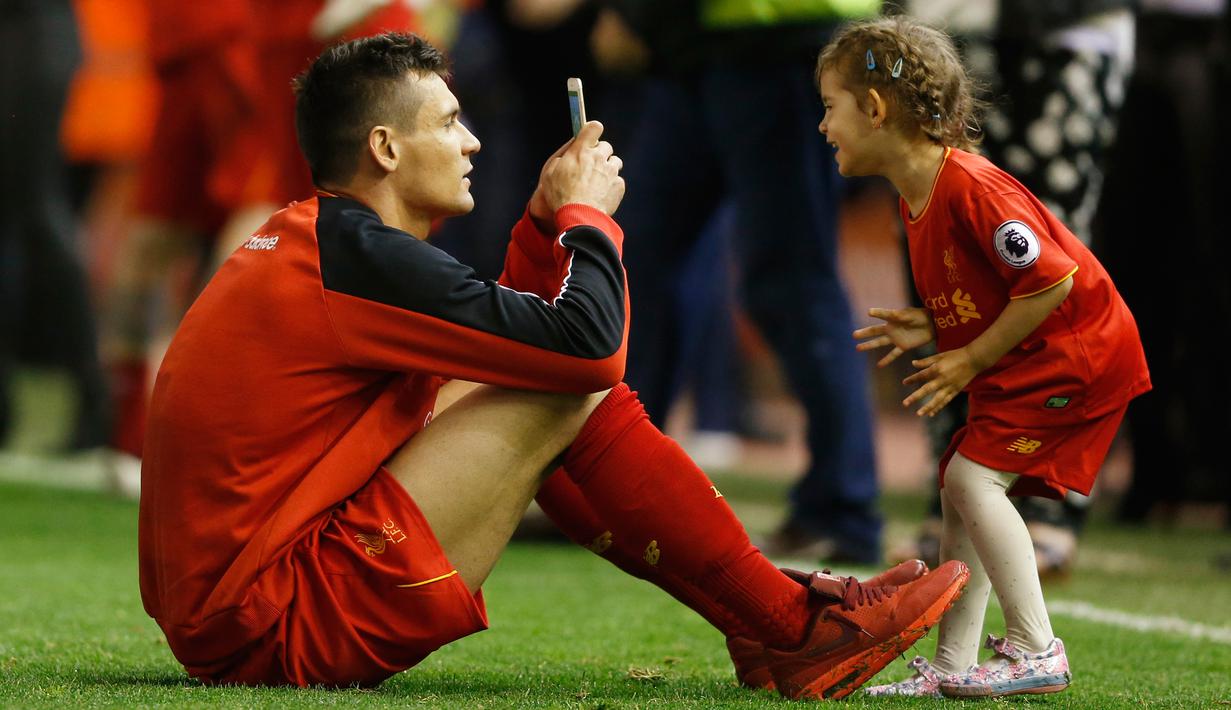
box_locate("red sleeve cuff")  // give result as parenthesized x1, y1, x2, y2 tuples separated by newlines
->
(554, 204, 624, 255)
(508, 207, 558, 269)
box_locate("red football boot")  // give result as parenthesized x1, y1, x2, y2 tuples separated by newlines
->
(765, 560, 969, 700)
(726, 560, 929, 690)
(727, 635, 777, 691)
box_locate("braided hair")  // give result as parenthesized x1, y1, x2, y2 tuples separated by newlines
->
(817, 16, 984, 151)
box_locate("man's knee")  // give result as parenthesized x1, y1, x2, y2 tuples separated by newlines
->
(488, 386, 608, 431)
(421, 384, 610, 465)
(543, 388, 611, 449)
(531, 387, 610, 417)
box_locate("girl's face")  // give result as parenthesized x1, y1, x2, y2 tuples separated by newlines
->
(818, 68, 878, 177)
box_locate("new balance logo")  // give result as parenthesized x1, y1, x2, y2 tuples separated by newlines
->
(587, 530, 613, 554)
(644, 540, 661, 566)
(1007, 437, 1043, 454)
(243, 234, 279, 251)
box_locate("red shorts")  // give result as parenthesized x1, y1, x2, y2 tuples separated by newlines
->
(214, 467, 488, 687)
(135, 41, 260, 234)
(939, 403, 1129, 499)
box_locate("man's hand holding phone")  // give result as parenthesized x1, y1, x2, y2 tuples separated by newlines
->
(531, 121, 624, 218)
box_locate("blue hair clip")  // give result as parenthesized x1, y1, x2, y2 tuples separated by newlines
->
(891, 58, 903, 78)
(932, 113, 941, 120)
(866, 49, 876, 70)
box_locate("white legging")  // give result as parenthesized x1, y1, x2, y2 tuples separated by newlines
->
(931, 451, 1055, 674)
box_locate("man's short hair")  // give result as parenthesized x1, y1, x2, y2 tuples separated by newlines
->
(293, 32, 450, 185)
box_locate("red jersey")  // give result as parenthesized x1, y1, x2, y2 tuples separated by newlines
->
(902, 148, 1150, 426)
(138, 195, 628, 673)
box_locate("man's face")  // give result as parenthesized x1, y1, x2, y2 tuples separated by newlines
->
(390, 73, 481, 223)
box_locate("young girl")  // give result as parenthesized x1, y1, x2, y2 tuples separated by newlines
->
(816, 16, 1150, 698)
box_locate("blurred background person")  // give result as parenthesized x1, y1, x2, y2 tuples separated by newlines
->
(597, 0, 885, 564)
(985, 0, 1136, 573)
(98, 0, 262, 464)
(424, 0, 650, 538)
(61, 0, 158, 310)
(207, 0, 425, 269)
(0, 0, 110, 453)
(433, 0, 877, 549)
(99, 0, 422, 479)
(1093, 0, 1230, 527)
(429, 0, 621, 280)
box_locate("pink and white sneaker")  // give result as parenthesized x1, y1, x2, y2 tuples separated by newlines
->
(863, 656, 943, 697)
(939, 635, 1071, 698)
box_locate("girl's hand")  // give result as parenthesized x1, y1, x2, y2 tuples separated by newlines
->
(853, 307, 936, 367)
(901, 348, 978, 417)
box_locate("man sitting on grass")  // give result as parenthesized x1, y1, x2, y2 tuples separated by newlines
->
(137, 32, 967, 699)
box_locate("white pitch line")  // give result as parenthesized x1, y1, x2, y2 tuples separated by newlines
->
(1049, 599, 1231, 645)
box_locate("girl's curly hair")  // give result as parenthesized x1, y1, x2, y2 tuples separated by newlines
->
(817, 16, 985, 151)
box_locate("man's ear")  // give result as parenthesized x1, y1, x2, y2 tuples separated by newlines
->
(866, 88, 889, 129)
(368, 125, 399, 174)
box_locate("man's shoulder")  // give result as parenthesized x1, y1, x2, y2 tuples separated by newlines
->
(313, 195, 470, 316)
(316, 194, 382, 230)
(314, 194, 428, 252)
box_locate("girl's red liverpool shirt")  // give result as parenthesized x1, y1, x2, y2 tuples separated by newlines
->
(901, 148, 1150, 427)
(139, 195, 629, 670)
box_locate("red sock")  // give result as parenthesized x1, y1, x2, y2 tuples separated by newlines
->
(536, 469, 756, 639)
(560, 384, 810, 648)
(110, 359, 148, 458)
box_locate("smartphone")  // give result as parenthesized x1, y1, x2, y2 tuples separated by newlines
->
(567, 77, 587, 138)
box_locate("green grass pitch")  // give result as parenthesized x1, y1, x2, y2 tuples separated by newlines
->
(1, 470, 1229, 709)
